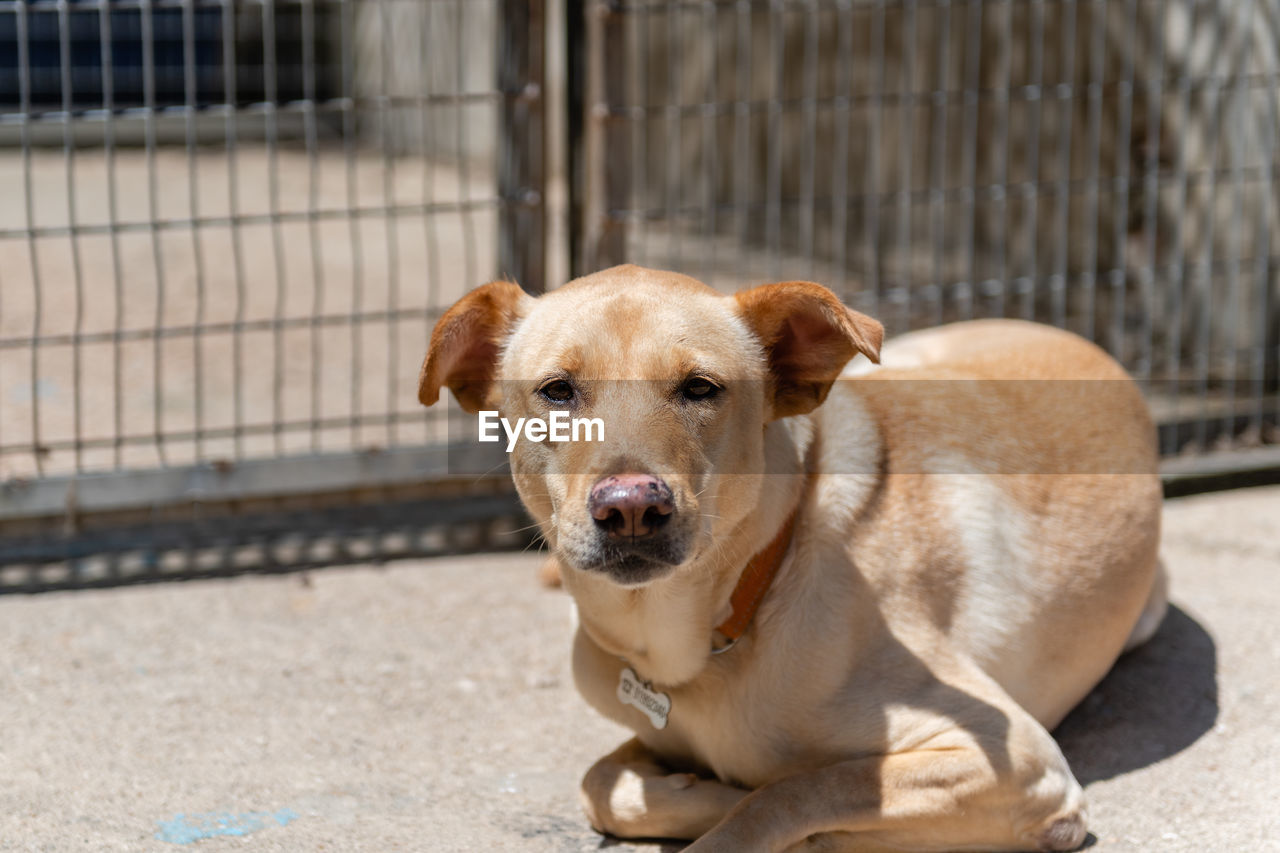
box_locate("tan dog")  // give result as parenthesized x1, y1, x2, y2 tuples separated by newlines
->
(418, 265, 1164, 852)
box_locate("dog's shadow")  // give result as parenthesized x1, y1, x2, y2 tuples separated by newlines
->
(1054, 604, 1218, 785)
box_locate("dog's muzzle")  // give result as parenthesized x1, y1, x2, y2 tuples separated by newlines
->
(575, 472, 688, 584)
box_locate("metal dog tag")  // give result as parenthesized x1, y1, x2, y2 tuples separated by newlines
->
(617, 666, 671, 730)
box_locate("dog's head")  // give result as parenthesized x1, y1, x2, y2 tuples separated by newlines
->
(418, 265, 881, 586)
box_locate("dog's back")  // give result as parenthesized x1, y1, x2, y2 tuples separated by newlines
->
(823, 319, 1163, 727)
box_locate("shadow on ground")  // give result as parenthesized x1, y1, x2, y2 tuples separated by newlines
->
(599, 840, 684, 852)
(1055, 605, 1218, 785)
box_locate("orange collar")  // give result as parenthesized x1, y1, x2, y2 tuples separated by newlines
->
(712, 510, 799, 653)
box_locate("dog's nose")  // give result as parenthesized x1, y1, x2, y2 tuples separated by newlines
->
(588, 474, 674, 539)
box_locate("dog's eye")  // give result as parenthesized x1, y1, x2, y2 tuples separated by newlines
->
(539, 379, 575, 403)
(681, 377, 719, 401)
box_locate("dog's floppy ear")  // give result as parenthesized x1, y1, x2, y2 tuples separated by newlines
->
(418, 280, 528, 413)
(735, 281, 883, 419)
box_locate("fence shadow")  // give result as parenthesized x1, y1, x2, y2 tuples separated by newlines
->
(1054, 605, 1218, 786)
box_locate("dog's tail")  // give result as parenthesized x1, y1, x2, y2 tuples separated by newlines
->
(1122, 558, 1168, 653)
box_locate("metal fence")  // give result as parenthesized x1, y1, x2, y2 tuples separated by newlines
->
(0, 0, 542, 588)
(575, 0, 1280, 461)
(3, 0, 1279, 589)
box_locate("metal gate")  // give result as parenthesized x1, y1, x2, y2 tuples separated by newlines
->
(3, 0, 1279, 590)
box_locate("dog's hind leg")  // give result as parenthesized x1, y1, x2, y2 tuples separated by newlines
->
(1123, 558, 1168, 653)
(580, 738, 750, 841)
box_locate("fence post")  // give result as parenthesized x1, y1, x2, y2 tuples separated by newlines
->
(498, 0, 547, 293)
(578, 0, 628, 274)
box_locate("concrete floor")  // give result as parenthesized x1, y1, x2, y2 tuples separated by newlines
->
(2, 486, 1278, 851)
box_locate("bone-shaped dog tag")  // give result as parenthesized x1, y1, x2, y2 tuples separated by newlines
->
(617, 666, 670, 729)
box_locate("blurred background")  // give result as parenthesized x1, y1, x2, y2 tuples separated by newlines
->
(1, 0, 1278, 590)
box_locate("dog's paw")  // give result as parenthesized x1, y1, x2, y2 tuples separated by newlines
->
(1035, 810, 1088, 851)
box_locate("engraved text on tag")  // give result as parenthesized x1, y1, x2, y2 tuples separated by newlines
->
(617, 666, 671, 729)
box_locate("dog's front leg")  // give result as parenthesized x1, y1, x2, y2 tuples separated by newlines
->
(580, 738, 750, 841)
(682, 745, 1087, 853)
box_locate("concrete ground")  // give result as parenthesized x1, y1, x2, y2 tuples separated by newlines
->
(1, 486, 1278, 852)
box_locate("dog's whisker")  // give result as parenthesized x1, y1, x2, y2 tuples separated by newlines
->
(504, 520, 548, 536)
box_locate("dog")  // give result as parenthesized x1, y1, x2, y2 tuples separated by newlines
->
(418, 265, 1165, 852)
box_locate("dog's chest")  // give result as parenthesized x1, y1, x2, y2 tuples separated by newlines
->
(662, 673, 800, 786)
(575, 629, 820, 787)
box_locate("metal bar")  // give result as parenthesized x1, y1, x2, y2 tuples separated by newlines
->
(1110, 0, 1138, 362)
(1077, 0, 1106, 340)
(732, 0, 751, 285)
(57, 0, 86, 471)
(565, 0, 587, 273)
(700, 0, 720, 286)
(1075, 0, 1105, 338)
(1137, 0, 1168, 384)
(301, 0, 325, 453)
(864, 0, 886, 315)
(1049, 0, 1077, 329)
(182, 0, 207, 462)
(17, 2, 45, 475)
(99, 0, 126, 470)
(221, 0, 248, 459)
(1251, 38, 1279, 438)
(418, 0, 443, 438)
(957, 0, 982, 321)
(499, 0, 548, 292)
(142, 0, 171, 467)
(0, 307, 442, 351)
(263, 0, 289, 457)
(417, 0, 443, 295)
(665, 0, 684, 269)
(925, 0, 951, 327)
(1, 492, 532, 586)
(0, 93, 516, 126)
(0, 0, 470, 8)
(765, 0, 783, 280)
(988, 0, 1010, 317)
(1162, 0, 1196, 448)
(0, 411, 463, 462)
(339, 0, 364, 448)
(0, 446, 510, 523)
(1191, 1, 1229, 452)
(896, 0, 918, 327)
(1022, 0, 1045, 322)
(551, 70, 1280, 121)
(377, 0, 400, 448)
(0, 199, 507, 243)
(799, 0, 819, 281)
(1161, 445, 1280, 498)
(831, 0, 853, 297)
(455, 0, 479, 289)
(582, 0, 629, 270)
(1220, 10, 1249, 444)
(633, 0, 652, 267)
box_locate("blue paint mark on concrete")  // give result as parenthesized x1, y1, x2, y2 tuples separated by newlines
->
(155, 808, 298, 844)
